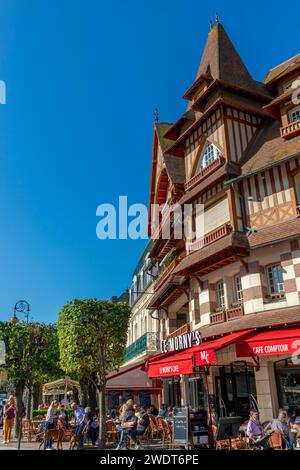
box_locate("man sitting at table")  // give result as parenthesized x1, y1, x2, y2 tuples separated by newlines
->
(116, 408, 138, 450)
(246, 410, 264, 439)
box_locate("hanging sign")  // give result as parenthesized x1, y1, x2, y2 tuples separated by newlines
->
(160, 331, 202, 354)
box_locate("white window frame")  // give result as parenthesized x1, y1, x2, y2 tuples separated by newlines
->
(266, 264, 284, 295)
(233, 275, 243, 304)
(289, 106, 300, 124)
(216, 281, 226, 310)
(196, 142, 220, 173)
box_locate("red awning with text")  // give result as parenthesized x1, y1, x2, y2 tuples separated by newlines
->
(236, 328, 300, 358)
(147, 330, 252, 378)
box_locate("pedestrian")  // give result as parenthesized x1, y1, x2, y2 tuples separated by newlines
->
(71, 402, 86, 448)
(44, 400, 58, 449)
(2, 396, 15, 444)
(84, 406, 98, 447)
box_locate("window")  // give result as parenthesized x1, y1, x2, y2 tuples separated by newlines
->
(216, 281, 225, 309)
(294, 173, 300, 204)
(196, 142, 220, 173)
(266, 264, 284, 294)
(233, 275, 243, 304)
(289, 107, 300, 124)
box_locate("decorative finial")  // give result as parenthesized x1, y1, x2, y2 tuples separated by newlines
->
(209, 20, 213, 31)
(154, 108, 159, 123)
(215, 13, 219, 24)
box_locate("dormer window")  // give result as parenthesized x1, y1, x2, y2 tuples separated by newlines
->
(196, 142, 220, 173)
(289, 107, 300, 124)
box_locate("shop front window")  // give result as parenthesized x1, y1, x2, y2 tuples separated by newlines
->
(275, 358, 300, 415)
(186, 375, 207, 410)
(165, 378, 181, 407)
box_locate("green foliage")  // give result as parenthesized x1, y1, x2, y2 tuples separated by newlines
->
(57, 299, 130, 383)
(32, 408, 73, 417)
(0, 322, 62, 387)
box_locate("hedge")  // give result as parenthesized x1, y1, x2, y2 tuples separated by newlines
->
(32, 408, 74, 417)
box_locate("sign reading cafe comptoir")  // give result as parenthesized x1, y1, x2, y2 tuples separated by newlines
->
(160, 331, 202, 354)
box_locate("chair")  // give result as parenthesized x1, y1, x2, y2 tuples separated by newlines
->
(105, 420, 118, 445)
(22, 419, 34, 442)
(269, 432, 283, 450)
(155, 416, 166, 442)
(161, 420, 172, 449)
(149, 415, 158, 439)
(138, 425, 151, 446)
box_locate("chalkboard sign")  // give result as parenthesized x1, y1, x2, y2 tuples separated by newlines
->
(173, 408, 190, 446)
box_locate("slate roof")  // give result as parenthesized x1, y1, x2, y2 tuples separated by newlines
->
(264, 53, 300, 85)
(187, 22, 270, 100)
(240, 121, 300, 176)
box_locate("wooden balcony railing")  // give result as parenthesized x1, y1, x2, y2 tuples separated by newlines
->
(210, 305, 244, 324)
(280, 120, 300, 139)
(154, 258, 180, 292)
(167, 322, 191, 339)
(227, 305, 244, 321)
(187, 223, 232, 253)
(185, 155, 225, 191)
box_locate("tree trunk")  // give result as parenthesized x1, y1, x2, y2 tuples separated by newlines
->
(79, 377, 89, 407)
(88, 376, 97, 413)
(32, 383, 42, 410)
(26, 386, 32, 419)
(14, 381, 25, 439)
(72, 386, 79, 404)
(97, 385, 106, 449)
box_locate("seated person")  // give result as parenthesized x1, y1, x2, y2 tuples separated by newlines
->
(116, 408, 137, 450)
(136, 407, 150, 447)
(158, 404, 167, 418)
(264, 410, 292, 449)
(246, 410, 264, 439)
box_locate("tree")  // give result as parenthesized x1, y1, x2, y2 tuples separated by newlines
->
(0, 322, 61, 436)
(57, 299, 130, 448)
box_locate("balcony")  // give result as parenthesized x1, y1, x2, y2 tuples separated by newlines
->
(154, 258, 180, 292)
(185, 155, 225, 191)
(280, 120, 300, 139)
(167, 322, 191, 339)
(210, 310, 226, 324)
(124, 332, 158, 362)
(227, 305, 244, 321)
(187, 223, 232, 253)
(210, 305, 244, 324)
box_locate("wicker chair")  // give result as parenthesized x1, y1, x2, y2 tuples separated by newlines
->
(22, 419, 34, 442)
(149, 415, 158, 439)
(268, 432, 284, 450)
(155, 416, 166, 442)
(161, 419, 172, 449)
(105, 420, 118, 446)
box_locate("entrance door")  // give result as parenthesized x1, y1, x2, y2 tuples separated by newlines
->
(216, 362, 257, 420)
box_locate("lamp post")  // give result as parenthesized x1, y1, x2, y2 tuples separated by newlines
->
(11, 300, 30, 323)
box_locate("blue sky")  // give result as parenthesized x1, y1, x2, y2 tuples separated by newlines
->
(0, 0, 299, 323)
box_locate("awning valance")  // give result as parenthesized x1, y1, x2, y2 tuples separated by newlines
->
(236, 327, 300, 358)
(147, 330, 252, 378)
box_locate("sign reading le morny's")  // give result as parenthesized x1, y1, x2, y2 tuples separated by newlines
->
(160, 331, 202, 354)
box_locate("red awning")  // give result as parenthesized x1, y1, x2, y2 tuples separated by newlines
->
(236, 327, 300, 358)
(147, 330, 253, 378)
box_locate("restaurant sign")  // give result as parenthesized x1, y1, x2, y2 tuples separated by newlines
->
(236, 338, 300, 358)
(160, 331, 202, 354)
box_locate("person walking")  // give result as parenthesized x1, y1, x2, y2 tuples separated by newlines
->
(44, 400, 58, 450)
(2, 396, 15, 444)
(71, 402, 86, 448)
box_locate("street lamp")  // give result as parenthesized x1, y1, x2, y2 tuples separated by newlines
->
(11, 300, 30, 323)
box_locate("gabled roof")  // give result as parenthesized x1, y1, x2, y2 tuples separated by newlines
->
(240, 121, 300, 176)
(184, 22, 270, 101)
(264, 53, 300, 85)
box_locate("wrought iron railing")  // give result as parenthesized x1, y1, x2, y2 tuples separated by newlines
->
(124, 332, 158, 362)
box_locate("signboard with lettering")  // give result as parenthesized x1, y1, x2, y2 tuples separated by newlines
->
(160, 331, 202, 354)
(173, 407, 190, 446)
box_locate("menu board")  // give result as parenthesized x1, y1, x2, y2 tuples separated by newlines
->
(173, 408, 190, 446)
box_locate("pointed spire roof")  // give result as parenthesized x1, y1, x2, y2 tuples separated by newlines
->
(184, 22, 269, 100)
